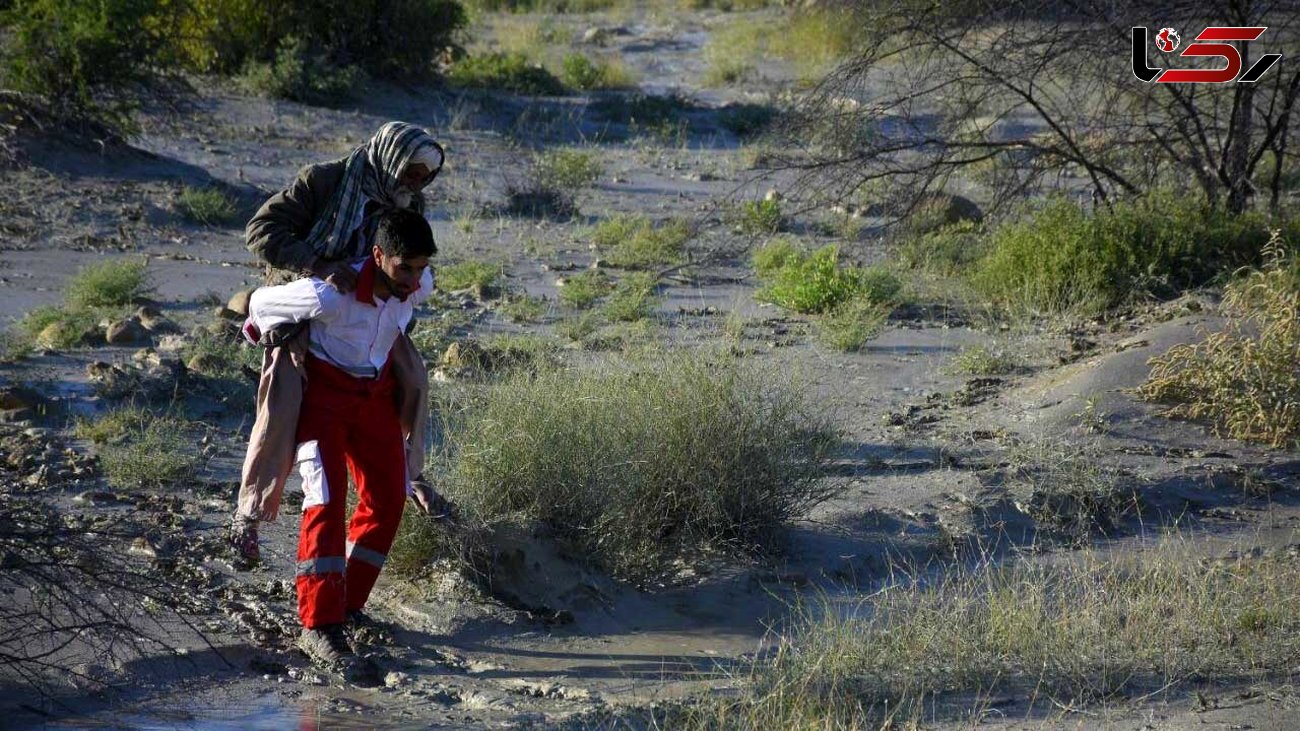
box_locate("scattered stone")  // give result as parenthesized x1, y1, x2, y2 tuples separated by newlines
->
(0, 388, 37, 422)
(129, 537, 158, 558)
(105, 318, 148, 345)
(137, 306, 181, 334)
(590, 259, 608, 269)
(764, 188, 782, 202)
(581, 26, 612, 45)
(441, 340, 488, 372)
(224, 289, 255, 319)
(384, 671, 410, 689)
(186, 352, 226, 374)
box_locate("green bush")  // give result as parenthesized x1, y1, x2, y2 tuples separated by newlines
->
(815, 296, 889, 353)
(971, 192, 1286, 315)
(559, 53, 635, 91)
(895, 220, 987, 276)
(178, 186, 239, 226)
(66, 258, 150, 309)
(592, 215, 691, 268)
(534, 148, 602, 191)
(178, 0, 466, 78)
(447, 52, 566, 95)
(756, 244, 901, 314)
(558, 270, 612, 309)
(437, 260, 501, 297)
(77, 408, 200, 490)
(440, 352, 838, 579)
(0, 0, 174, 125)
(752, 238, 799, 278)
(948, 344, 1019, 376)
(599, 272, 659, 322)
(733, 198, 783, 236)
(461, 0, 618, 11)
(238, 37, 361, 103)
(497, 293, 547, 323)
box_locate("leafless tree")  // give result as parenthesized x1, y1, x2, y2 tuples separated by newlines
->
(766, 0, 1300, 220)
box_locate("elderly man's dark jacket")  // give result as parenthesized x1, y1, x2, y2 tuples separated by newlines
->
(246, 158, 424, 285)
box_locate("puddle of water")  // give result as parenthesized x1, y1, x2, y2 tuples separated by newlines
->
(33, 699, 402, 731)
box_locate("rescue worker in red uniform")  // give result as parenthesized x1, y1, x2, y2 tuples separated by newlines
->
(243, 208, 435, 671)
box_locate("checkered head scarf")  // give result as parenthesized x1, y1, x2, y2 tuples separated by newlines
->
(305, 121, 444, 261)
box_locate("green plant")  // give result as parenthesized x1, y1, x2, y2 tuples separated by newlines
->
(66, 258, 150, 309)
(15, 305, 102, 350)
(947, 344, 1018, 376)
(970, 192, 1287, 315)
(1006, 441, 1135, 541)
(439, 352, 838, 579)
(558, 269, 613, 309)
(702, 19, 763, 86)
(177, 186, 239, 226)
(756, 244, 901, 315)
(1, 0, 175, 126)
(497, 293, 547, 323)
(592, 215, 691, 269)
(815, 296, 889, 353)
(437, 260, 501, 298)
(178, 0, 466, 78)
(555, 310, 601, 342)
(182, 327, 260, 404)
(238, 36, 361, 103)
(506, 149, 602, 219)
(600, 272, 659, 322)
(534, 148, 602, 191)
(732, 199, 783, 236)
(767, 8, 865, 79)
(447, 52, 566, 95)
(77, 408, 200, 490)
(1139, 234, 1300, 447)
(895, 220, 987, 276)
(751, 238, 799, 278)
(560, 53, 635, 91)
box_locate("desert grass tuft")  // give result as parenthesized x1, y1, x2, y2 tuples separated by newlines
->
(447, 52, 566, 95)
(437, 260, 502, 298)
(814, 296, 890, 353)
(599, 272, 660, 322)
(558, 269, 613, 309)
(177, 186, 239, 226)
(947, 344, 1019, 376)
(76, 407, 200, 490)
(437, 351, 838, 580)
(591, 215, 691, 268)
(506, 148, 603, 219)
(1139, 233, 1300, 447)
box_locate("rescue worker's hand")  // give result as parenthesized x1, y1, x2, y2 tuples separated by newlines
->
(409, 477, 455, 520)
(310, 258, 358, 294)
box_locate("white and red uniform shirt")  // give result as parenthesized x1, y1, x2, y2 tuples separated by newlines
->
(245, 258, 433, 378)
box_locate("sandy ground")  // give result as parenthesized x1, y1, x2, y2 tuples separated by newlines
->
(3, 7, 1300, 730)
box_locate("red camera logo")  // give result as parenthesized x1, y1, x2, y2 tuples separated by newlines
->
(1132, 26, 1282, 84)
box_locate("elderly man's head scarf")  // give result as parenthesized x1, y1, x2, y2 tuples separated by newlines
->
(305, 121, 444, 261)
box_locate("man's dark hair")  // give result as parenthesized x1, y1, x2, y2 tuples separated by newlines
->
(374, 209, 436, 258)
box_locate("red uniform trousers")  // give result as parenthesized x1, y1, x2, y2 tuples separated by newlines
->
(294, 354, 408, 629)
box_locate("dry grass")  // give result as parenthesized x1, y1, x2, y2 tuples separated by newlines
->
(668, 537, 1300, 728)
(435, 351, 838, 580)
(1139, 233, 1300, 448)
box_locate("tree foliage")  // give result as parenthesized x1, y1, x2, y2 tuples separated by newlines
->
(769, 0, 1300, 217)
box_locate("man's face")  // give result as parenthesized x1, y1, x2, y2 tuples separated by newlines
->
(373, 249, 429, 301)
(397, 163, 433, 192)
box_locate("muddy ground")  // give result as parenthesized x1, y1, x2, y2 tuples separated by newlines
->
(3, 6, 1300, 730)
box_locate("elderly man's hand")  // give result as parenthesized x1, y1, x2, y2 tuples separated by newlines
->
(310, 258, 358, 294)
(409, 477, 456, 520)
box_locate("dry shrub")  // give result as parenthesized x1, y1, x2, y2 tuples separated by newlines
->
(670, 539, 1300, 728)
(1139, 232, 1300, 448)
(438, 351, 838, 581)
